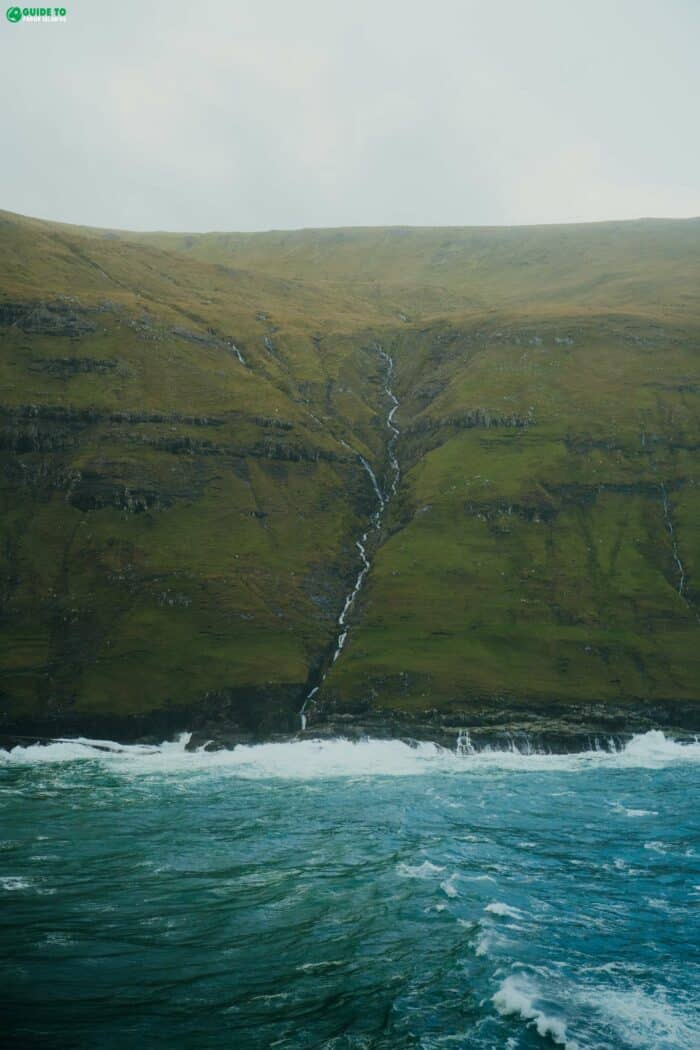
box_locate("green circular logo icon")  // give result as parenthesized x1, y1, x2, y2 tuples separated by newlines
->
(6, 6, 22, 21)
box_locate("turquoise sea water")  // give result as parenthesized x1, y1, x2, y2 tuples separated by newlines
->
(1, 731, 699, 1049)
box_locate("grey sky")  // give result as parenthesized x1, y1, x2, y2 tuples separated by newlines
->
(2, 0, 698, 231)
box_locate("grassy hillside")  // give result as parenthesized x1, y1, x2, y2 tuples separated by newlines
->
(0, 210, 398, 734)
(131, 219, 700, 323)
(1, 210, 698, 738)
(321, 314, 700, 727)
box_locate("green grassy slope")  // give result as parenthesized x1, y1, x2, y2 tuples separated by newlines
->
(0, 211, 398, 733)
(320, 315, 700, 722)
(131, 219, 700, 322)
(1, 210, 698, 735)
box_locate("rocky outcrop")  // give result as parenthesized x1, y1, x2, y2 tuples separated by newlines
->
(0, 299, 96, 336)
(0, 403, 224, 428)
(0, 682, 305, 749)
(248, 440, 339, 463)
(7, 695, 694, 755)
(29, 357, 120, 378)
(171, 325, 227, 349)
(253, 416, 294, 431)
(406, 407, 533, 435)
(66, 474, 172, 513)
(295, 699, 700, 753)
(1, 423, 76, 454)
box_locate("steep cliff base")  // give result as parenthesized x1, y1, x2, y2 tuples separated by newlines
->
(2, 694, 698, 756)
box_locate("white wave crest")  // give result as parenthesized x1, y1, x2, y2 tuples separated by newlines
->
(396, 860, 445, 878)
(493, 975, 579, 1049)
(475, 930, 496, 957)
(1, 729, 698, 779)
(440, 873, 460, 898)
(486, 901, 524, 919)
(608, 800, 658, 817)
(0, 876, 32, 891)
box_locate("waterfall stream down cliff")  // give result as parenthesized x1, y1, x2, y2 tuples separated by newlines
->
(300, 349, 400, 730)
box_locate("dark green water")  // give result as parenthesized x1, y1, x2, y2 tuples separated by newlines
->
(1, 732, 699, 1048)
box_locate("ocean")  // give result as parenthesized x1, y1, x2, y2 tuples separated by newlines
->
(1, 731, 699, 1048)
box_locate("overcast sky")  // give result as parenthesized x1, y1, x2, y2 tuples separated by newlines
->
(1, 0, 698, 231)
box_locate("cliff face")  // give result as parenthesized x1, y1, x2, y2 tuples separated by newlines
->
(1, 211, 699, 740)
(317, 320, 700, 733)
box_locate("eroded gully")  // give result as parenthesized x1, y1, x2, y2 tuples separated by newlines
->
(300, 348, 400, 730)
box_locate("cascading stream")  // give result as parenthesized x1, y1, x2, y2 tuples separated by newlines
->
(660, 483, 686, 597)
(300, 348, 400, 730)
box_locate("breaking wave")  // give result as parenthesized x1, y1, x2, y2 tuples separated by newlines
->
(493, 974, 578, 1049)
(1, 729, 698, 778)
(493, 972, 700, 1050)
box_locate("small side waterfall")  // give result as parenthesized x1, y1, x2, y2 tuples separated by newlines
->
(379, 347, 401, 497)
(229, 341, 246, 366)
(660, 483, 686, 597)
(456, 730, 475, 755)
(300, 348, 401, 731)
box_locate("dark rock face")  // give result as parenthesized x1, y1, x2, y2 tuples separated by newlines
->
(30, 357, 119, 378)
(169, 326, 245, 363)
(405, 408, 532, 435)
(0, 404, 189, 459)
(0, 405, 90, 453)
(67, 474, 171, 513)
(1, 421, 75, 454)
(0, 683, 305, 750)
(253, 417, 294, 431)
(0, 300, 96, 337)
(293, 699, 700, 753)
(6, 696, 691, 755)
(248, 440, 339, 463)
(133, 435, 222, 456)
(171, 326, 221, 346)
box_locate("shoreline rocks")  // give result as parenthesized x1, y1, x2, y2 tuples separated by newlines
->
(2, 703, 697, 756)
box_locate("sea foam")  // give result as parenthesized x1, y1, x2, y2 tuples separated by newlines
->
(485, 901, 523, 920)
(581, 984, 700, 1049)
(396, 860, 445, 878)
(1, 729, 698, 779)
(493, 974, 578, 1049)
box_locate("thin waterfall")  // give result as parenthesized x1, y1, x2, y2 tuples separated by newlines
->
(660, 483, 686, 597)
(300, 348, 401, 731)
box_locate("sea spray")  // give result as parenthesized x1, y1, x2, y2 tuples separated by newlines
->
(3, 730, 699, 776)
(493, 975, 579, 1049)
